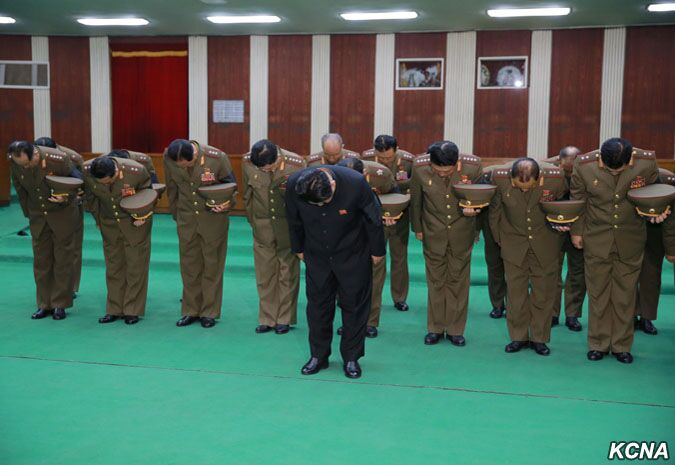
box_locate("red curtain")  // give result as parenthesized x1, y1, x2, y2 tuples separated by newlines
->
(111, 42, 188, 153)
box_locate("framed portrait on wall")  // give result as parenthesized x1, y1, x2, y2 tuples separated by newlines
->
(396, 58, 444, 90)
(477, 56, 528, 89)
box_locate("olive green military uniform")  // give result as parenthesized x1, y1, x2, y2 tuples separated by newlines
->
(635, 169, 675, 321)
(84, 158, 153, 316)
(410, 154, 483, 336)
(362, 149, 415, 312)
(122, 150, 158, 182)
(544, 155, 586, 319)
(663, 204, 675, 282)
(490, 163, 567, 344)
(306, 148, 360, 167)
(476, 165, 507, 311)
(242, 148, 305, 327)
(53, 144, 85, 294)
(164, 141, 235, 319)
(10, 146, 80, 311)
(571, 148, 659, 353)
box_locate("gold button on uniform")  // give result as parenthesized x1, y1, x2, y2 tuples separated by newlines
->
(528, 235, 533, 239)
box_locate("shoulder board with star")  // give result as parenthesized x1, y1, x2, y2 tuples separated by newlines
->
(117, 158, 145, 174)
(307, 153, 322, 163)
(459, 154, 480, 165)
(242, 152, 251, 164)
(414, 155, 431, 167)
(83, 158, 93, 172)
(282, 150, 304, 166)
(127, 151, 151, 164)
(543, 155, 560, 165)
(541, 166, 564, 178)
(661, 173, 675, 186)
(579, 151, 600, 165)
(343, 150, 360, 159)
(493, 168, 511, 178)
(202, 145, 226, 159)
(632, 148, 655, 160)
(361, 149, 375, 159)
(42, 147, 67, 164)
(398, 150, 415, 162)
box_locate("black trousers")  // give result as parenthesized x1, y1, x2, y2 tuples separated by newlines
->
(305, 253, 373, 362)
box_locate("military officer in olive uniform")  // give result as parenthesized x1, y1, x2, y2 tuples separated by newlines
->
(545, 146, 586, 331)
(571, 138, 664, 363)
(306, 133, 360, 167)
(242, 139, 305, 334)
(664, 205, 675, 266)
(84, 155, 153, 324)
(35, 137, 85, 297)
(107, 149, 159, 184)
(9, 141, 81, 320)
(164, 139, 236, 328)
(410, 141, 483, 346)
(490, 158, 568, 356)
(361, 135, 415, 312)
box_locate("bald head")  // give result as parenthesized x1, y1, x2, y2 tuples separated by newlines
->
(321, 133, 344, 162)
(558, 145, 581, 173)
(511, 157, 540, 191)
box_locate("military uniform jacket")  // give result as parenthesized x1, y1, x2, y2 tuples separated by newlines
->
(489, 162, 568, 266)
(57, 145, 84, 171)
(361, 149, 415, 193)
(122, 150, 158, 183)
(409, 154, 483, 255)
(570, 148, 659, 260)
(306, 148, 360, 166)
(163, 141, 236, 244)
(242, 148, 305, 249)
(83, 158, 152, 245)
(10, 146, 80, 239)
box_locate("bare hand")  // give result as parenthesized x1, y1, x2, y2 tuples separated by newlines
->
(648, 210, 670, 224)
(48, 195, 67, 204)
(372, 255, 385, 265)
(415, 232, 424, 241)
(666, 255, 675, 263)
(210, 201, 231, 213)
(551, 224, 571, 232)
(296, 253, 304, 261)
(571, 235, 583, 249)
(133, 219, 146, 227)
(383, 217, 397, 227)
(462, 208, 480, 217)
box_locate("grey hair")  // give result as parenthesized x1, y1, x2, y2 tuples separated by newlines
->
(321, 133, 343, 148)
(558, 145, 581, 159)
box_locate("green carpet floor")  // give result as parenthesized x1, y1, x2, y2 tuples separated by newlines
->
(1, 196, 673, 465)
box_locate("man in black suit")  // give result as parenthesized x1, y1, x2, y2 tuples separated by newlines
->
(286, 166, 386, 379)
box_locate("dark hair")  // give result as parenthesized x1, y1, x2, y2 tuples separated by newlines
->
(427, 141, 459, 166)
(34, 137, 57, 148)
(295, 168, 333, 203)
(374, 134, 398, 152)
(8, 141, 35, 160)
(600, 137, 632, 169)
(336, 157, 364, 174)
(166, 139, 194, 162)
(90, 156, 116, 179)
(107, 149, 130, 159)
(250, 139, 278, 167)
(511, 157, 540, 183)
(558, 145, 580, 159)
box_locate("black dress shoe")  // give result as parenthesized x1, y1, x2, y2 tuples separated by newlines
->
(394, 302, 409, 312)
(255, 325, 274, 333)
(633, 316, 639, 329)
(200, 317, 216, 328)
(489, 305, 505, 319)
(31, 308, 53, 319)
(532, 342, 551, 356)
(505, 341, 529, 353)
(337, 326, 344, 335)
(124, 316, 140, 325)
(612, 352, 634, 364)
(587, 350, 607, 361)
(176, 316, 199, 327)
(275, 324, 290, 334)
(424, 332, 442, 345)
(551, 316, 559, 326)
(343, 360, 362, 379)
(301, 357, 329, 375)
(98, 314, 119, 324)
(72, 293, 78, 299)
(366, 326, 378, 338)
(565, 317, 582, 332)
(52, 308, 66, 320)
(639, 319, 658, 335)
(447, 334, 466, 346)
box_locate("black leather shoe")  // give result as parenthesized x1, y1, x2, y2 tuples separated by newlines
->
(31, 308, 52, 319)
(505, 341, 529, 353)
(366, 326, 378, 338)
(639, 319, 658, 335)
(275, 324, 290, 334)
(200, 317, 216, 328)
(176, 316, 199, 327)
(301, 357, 329, 375)
(489, 305, 505, 318)
(551, 316, 559, 326)
(394, 302, 409, 312)
(124, 316, 140, 325)
(424, 332, 443, 345)
(52, 308, 66, 320)
(337, 326, 343, 335)
(255, 325, 274, 333)
(565, 317, 582, 332)
(532, 342, 551, 356)
(587, 350, 607, 361)
(72, 293, 78, 300)
(447, 334, 466, 346)
(633, 316, 639, 329)
(98, 314, 119, 324)
(343, 360, 362, 379)
(613, 352, 634, 364)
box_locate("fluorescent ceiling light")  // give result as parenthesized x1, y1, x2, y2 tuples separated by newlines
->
(0, 16, 16, 24)
(77, 18, 149, 26)
(487, 7, 571, 17)
(647, 3, 675, 12)
(207, 15, 281, 23)
(341, 11, 418, 21)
